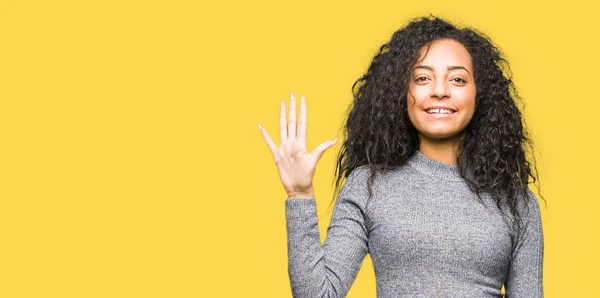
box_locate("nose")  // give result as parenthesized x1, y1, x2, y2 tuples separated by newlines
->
(430, 79, 450, 100)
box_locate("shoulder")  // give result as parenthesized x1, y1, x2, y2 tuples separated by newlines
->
(345, 163, 414, 191)
(521, 189, 543, 220)
(345, 165, 391, 190)
(342, 164, 409, 202)
(509, 189, 544, 240)
(499, 189, 542, 220)
(337, 166, 378, 208)
(347, 165, 372, 183)
(341, 165, 371, 196)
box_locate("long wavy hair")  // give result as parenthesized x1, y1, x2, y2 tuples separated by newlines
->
(330, 15, 544, 232)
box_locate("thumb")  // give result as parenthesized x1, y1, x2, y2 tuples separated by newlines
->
(311, 137, 339, 160)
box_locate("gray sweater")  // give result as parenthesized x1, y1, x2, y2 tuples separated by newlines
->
(285, 150, 543, 297)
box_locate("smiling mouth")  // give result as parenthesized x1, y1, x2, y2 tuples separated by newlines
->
(424, 108, 456, 114)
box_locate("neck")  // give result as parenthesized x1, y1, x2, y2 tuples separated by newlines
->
(418, 134, 462, 165)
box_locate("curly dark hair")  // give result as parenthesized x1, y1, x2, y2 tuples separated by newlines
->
(329, 15, 544, 232)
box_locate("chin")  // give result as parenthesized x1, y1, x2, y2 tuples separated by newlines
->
(419, 130, 464, 140)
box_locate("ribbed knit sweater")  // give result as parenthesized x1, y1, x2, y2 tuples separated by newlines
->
(285, 150, 544, 297)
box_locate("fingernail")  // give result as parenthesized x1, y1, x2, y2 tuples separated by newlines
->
(301, 95, 305, 103)
(281, 100, 285, 107)
(258, 123, 263, 130)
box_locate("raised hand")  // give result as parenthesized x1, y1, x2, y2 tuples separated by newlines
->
(258, 93, 339, 199)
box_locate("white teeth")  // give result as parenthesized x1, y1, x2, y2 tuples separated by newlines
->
(426, 108, 454, 114)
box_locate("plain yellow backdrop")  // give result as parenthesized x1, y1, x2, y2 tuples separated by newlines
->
(1, 0, 598, 297)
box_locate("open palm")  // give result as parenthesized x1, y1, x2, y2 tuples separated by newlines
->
(259, 93, 338, 198)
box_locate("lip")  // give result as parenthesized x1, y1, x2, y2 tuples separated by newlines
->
(423, 111, 456, 118)
(423, 106, 457, 117)
(423, 106, 457, 112)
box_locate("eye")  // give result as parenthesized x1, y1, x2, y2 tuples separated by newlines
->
(415, 76, 429, 82)
(452, 77, 466, 83)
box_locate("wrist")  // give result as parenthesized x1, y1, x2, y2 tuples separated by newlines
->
(288, 187, 314, 199)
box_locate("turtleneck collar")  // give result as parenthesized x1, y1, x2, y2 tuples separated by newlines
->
(406, 150, 463, 181)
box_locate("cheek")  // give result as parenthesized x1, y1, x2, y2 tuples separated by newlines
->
(406, 92, 420, 119)
(407, 86, 427, 109)
(455, 88, 476, 112)
(406, 99, 425, 130)
(409, 86, 429, 102)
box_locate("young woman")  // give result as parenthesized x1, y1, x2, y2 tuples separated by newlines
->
(258, 15, 544, 298)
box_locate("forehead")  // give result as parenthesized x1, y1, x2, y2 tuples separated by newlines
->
(415, 39, 473, 71)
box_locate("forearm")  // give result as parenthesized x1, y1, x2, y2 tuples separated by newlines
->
(285, 196, 368, 298)
(286, 198, 333, 297)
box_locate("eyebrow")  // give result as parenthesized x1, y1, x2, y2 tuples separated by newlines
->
(413, 65, 471, 74)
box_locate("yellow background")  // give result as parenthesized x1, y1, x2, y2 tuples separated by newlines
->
(1, 0, 598, 297)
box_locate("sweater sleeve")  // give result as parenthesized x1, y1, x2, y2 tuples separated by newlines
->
(285, 170, 369, 298)
(504, 191, 545, 298)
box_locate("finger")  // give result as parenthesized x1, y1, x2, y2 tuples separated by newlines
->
(297, 95, 307, 144)
(311, 137, 339, 160)
(279, 99, 287, 143)
(288, 92, 296, 139)
(258, 123, 278, 155)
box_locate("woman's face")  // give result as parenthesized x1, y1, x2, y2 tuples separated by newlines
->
(407, 38, 476, 142)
